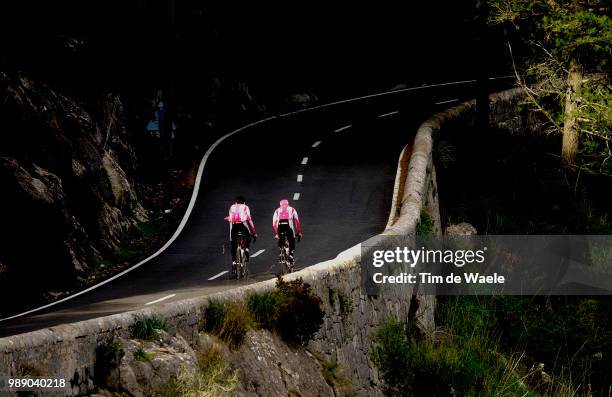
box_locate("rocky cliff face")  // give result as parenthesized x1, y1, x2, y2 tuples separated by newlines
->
(0, 74, 147, 310)
(95, 330, 335, 397)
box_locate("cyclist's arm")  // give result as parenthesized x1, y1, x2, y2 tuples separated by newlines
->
(293, 209, 302, 235)
(272, 209, 279, 234)
(245, 206, 257, 235)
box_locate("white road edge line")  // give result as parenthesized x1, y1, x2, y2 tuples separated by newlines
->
(435, 98, 459, 105)
(312, 141, 321, 148)
(301, 157, 309, 165)
(251, 249, 265, 258)
(297, 174, 303, 182)
(378, 110, 399, 118)
(334, 125, 352, 133)
(293, 193, 301, 200)
(208, 271, 229, 281)
(0, 75, 514, 323)
(145, 294, 176, 306)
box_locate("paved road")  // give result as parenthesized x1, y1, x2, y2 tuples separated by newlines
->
(0, 81, 502, 337)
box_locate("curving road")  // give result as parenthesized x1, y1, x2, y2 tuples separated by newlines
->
(0, 80, 509, 337)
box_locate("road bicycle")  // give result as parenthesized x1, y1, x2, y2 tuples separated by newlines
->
(233, 230, 249, 280)
(278, 231, 294, 274)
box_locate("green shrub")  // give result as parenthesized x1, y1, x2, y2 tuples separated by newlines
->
(134, 346, 154, 362)
(370, 314, 536, 396)
(328, 287, 337, 303)
(248, 290, 286, 330)
(130, 315, 168, 341)
(204, 300, 253, 349)
(319, 357, 353, 396)
(203, 300, 227, 334)
(275, 276, 324, 346)
(416, 212, 434, 236)
(204, 278, 324, 349)
(338, 291, 353, 318)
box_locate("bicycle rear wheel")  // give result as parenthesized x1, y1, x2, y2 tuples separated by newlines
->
(236, 248, 245, 279)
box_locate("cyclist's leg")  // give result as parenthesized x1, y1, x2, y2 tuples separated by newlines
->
(230, 225, 238, 262)
(288, 230, 296, 262)
(278, 225, 290, 248)
(277, 231, 283, 248)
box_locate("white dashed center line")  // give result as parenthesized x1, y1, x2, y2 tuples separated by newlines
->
(435, 98, 459, 105)
(301, 157, 309, 165)
(293, 192, 301, 200)
(378, 110, 399, 118)
(312, 141, 321, 148)
(145, 293, 176, 306)
(334, 125, 352, 133)
(297, 174, 303, 182)
(208, 270, 229, 281)
(251, 249, 265, 258)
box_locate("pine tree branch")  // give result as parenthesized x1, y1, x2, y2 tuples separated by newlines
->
(507, 40, 563, 134)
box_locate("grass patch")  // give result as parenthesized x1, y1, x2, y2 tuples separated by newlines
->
(203, 300, 253, 349)
(134, 346, 154, 362)
(202, 300, 227, 334)
(328, 287, 337, 303)
(160, 346, 238, 397)
(130, 315, 168, 341)
(416, 212, 434, 236)
(319, 357, 353, 396)
(248, 290, 286, 330)
(338, 291, 353, 319)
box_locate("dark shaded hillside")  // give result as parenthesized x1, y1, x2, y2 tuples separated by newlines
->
(0, 76, 144, 307)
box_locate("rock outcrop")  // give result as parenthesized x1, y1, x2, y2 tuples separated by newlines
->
(0, 75, 146, 311)
(95, 329, 335, 397)
(101, 331, 198, 397)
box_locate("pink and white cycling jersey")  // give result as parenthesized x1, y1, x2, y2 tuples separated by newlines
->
(272, 205, 301, 235)
(227, 203, 256, 235)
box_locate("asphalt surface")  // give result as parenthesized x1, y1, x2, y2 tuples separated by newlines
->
(0, 82, 500, 337)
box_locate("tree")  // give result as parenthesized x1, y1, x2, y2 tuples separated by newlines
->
(486, 0, 611, 173)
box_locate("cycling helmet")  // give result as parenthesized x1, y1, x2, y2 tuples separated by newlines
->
(280, 199, 289, 207)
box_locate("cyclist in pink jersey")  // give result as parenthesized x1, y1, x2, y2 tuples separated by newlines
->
(226, 196, 257, 265)
(272, 199, 302, 264)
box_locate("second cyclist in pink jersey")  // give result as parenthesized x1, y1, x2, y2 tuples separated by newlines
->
(272, 199, 302, 264)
